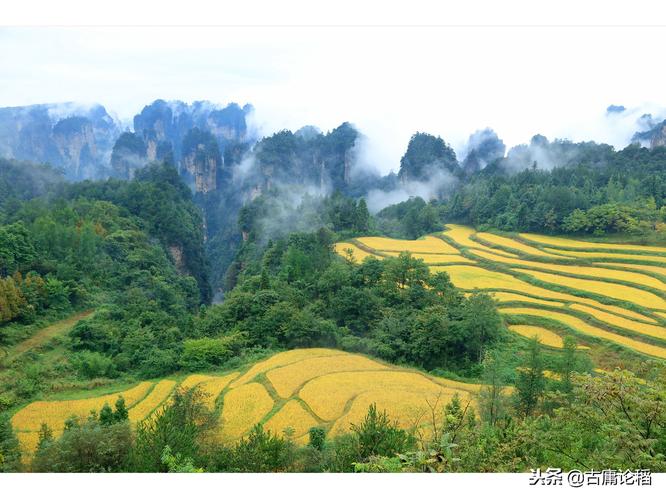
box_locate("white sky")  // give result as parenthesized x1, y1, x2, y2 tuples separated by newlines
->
(2, 25, 666, 173)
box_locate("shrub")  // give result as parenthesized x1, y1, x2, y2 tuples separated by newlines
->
(71, 350, 116, 379)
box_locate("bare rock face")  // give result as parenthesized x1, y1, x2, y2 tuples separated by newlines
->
(182, 144, 219, 194)
(180, 127, 222, 194)
(52, 117, 98, 179)
(0, 103, 121, 180)
(110, 132, 147, 179)
(650, 123, 666, 148)
(168, 244, 186, 272)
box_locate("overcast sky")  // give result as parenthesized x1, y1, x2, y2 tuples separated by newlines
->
(2, 26, 666, 173)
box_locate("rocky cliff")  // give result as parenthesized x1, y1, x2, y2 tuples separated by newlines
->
(0, 99, 253, 186)
(181, 127, 221, 194)
(0, 103, 121, 180)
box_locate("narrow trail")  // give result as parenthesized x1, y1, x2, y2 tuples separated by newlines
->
(3, 310, 94, 364)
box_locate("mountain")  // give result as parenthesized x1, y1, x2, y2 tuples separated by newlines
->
(0, 100, 255, 191)
(125, 100, 254, 192)
(0, 103, 120, 180)
(633, 118, 666, 149)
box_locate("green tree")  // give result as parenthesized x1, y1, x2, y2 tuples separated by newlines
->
(351, 403, 414, 461)
(514, 337, 546, 417)
(478, 350, 510, 425)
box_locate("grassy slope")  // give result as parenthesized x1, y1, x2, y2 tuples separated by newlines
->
(2, 310, 94, 366)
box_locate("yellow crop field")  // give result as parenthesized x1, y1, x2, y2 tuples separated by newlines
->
(179, 374, 216, 392)
(602, 262, 666, 278)
(476, 232, 571, 259)
(11, 349, 495, 460)
(263, 400, 319, 439)
(442, 225, 515, 256)
(198, 372, 240, 409)
(266, 354, 389, 398)
(299, 370, 477, 422)
(128, 380, 177, 421)
(434, 266, 609, 309)
(11, 381, 154, 433)
(380, 251, 473, 264)
(585, 304, 657, 323)
(470, 248, 666, 292)
(491, 292, 564, 307)
(15, 432, 41, 462)
(334, 242, 381, 262)
(218, 382, 274, 442)
(568, 304, 666, 341)
(329, 389, 471, 437)
(500, 308, 666, 359)
(519, 233, 666, 254)
(508, 325, 564, 348)
(545, 248, 666, 264)
(230, 348, 344, 388)
(519, 269, 666, 310)
(356, 236, 460, 254)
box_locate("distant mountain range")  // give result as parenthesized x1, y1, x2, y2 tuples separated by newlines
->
(0, 100, 254, 192)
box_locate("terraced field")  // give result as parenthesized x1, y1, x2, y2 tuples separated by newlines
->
(11, 349, 479, 458)
(336, 225, 666, 360)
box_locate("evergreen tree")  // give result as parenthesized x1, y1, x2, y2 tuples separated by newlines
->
(514, 337, 545, 417)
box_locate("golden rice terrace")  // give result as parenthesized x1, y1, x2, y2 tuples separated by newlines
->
(336, 224, 666, 361)
(11, 349, 479, 458)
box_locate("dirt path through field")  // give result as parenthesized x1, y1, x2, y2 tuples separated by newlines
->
(3, 310, 94, 364)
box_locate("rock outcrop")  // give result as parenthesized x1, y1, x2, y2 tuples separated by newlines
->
(181, 127, 221, 194)
(0, 103, 121, 180)
(110, 132, 148, 179)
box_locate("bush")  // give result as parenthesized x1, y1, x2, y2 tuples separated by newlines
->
(71, 350, 116, 378)
(180, 335, 242, 371)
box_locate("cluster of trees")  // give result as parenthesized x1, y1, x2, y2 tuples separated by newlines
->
(208, 230, 503, 375)
(0, 162, 212, 413)
(446, 144, 666, 236)
(398, 132, 459, 181)
(374, 197, 444, 239)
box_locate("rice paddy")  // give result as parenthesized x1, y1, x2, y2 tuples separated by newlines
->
(127, 380, 177, 421)
(218, 382, 275, 442)
(442, 225, 515, 256)
(198, 373, 240, 409)
(568, 304, 666, 341)
(519, 269, 666, 310)
(356, 235, 460, 254)
(263, 400, 319, 439)
(470, 249, 666, 292)
(544, 248, 666, 263)
(508, 325, 564, 348)
(12, 349, 484, 459)
(476, 232, 571, 258)
(602, 262, 666, 278)
(333, 242, 381, 262)
(266, 354, 388, 398)
(380, 251, 473, 264)
(501, 308, 666, 358)
(339, 225, 666, 359)
(12, 381, 154, 433)
(519, 233, 666, 254)
(490, 292, 564, 308)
